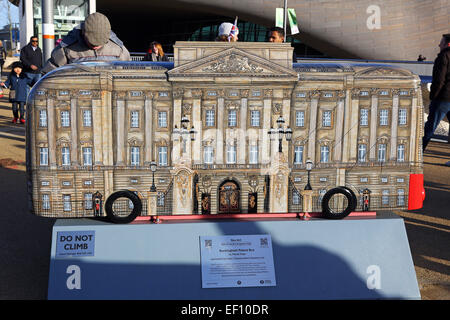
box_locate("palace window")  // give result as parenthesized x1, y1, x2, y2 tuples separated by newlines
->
(397, 189, 405, 206)
(60, 111, 70, 127)
(61, 147, 70, 166)
(295, 111, 305, 127)
(204, 146, 214, 164)
(358, 144, 367, 163)
(84, 193, 93, 210)
(226, 145, 236, 164)
(318, 189, 327, 203)
(83, 110, 92, 127)
(249, 145, 258, 164)
(320, 145, 330, 163)
(82, 147, 93, 166)
(228, 109, 237, 127)
(158, 111, 167, 128)
(158, 146, 168, 166)
(39, 147, 48, 166)
(397, 144, 405, 162)
(157, 192, 165, 206)
(292, 190, 301, 205)
(63, 194, 72, 212)
(322, 110, 332, 127)
(382, 190, 390, 206)
(131, 111, 139, 128)
(379, 109, 388, 126)
(206, 110, 215, 127)
(399, 109, 407, 125)
(378, 144, 386, 162)
(131, 147, 140, 166)
(42, 194, 50, 210)
(360, 109, 369, 126)
(39, 110, 47, 127)
(250, 110, 260, 127)
(294, 145, 304, 164)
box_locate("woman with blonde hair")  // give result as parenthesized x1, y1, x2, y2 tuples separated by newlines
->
(144, 41, 169, 61)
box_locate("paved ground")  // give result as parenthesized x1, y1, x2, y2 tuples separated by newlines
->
(0, 67, 449, 299)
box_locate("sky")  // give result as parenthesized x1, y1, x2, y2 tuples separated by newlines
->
(0, 1, 19, 29)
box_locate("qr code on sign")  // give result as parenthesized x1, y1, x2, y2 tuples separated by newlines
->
(260, 237, 268, 247)
(205, 240, 212, 248)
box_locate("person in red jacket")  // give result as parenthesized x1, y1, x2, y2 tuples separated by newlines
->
(423, 34, 450, 151)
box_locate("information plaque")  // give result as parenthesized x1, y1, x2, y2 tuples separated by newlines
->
(199, 234, 276, 288)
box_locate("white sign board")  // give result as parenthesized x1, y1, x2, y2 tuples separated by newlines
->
(199, 234, 276, 288)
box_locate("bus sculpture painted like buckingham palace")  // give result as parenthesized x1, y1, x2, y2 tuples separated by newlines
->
(26, 41, 425, 223)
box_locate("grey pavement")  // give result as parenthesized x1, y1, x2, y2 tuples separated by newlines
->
(0, 71, 449, 299)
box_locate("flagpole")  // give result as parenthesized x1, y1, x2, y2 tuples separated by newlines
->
(283, 0, 287, 42)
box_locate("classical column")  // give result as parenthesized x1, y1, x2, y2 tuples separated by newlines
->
(369, 89, 378, 161)
(192, 93, 202, 164)
(115, 93, 126, 165)
(390, 90, 399, 160)
(172, 95, 182, 164)
(333, 91, 345, 162)
(216, 96, 224, 164)
(347, 89, 359, 162)
(410, 89, 418, 162)
(281, 89, 291, 161)
(263, 89, 273, 163)
(307, 91, 320, 162)
(101, 90, 113, 167)
(92, 95, 104, 165)
(46, 91, 57, 169)
(144, 91, 154, 165)
(70, 92, 78, 165)
(238, 91, 248, 164)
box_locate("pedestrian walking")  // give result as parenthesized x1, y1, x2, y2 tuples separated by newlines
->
(0, 40, 6, 77)
(0, 61, 32, 124)
(423, 33, 450, 151)
(20, 35, 43, 86)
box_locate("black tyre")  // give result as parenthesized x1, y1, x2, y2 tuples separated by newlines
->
(321, 186, 357, 219)
(105, 190, 142, 224)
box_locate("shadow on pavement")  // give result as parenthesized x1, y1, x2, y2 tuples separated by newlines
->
(0, 166, 55, 299)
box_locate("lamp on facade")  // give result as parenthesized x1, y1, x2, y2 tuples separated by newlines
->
(268, 116, 292, 153)
(174, 116, 196, 153)
(304, 159, 313, 190)
(150, 161, 157, 192)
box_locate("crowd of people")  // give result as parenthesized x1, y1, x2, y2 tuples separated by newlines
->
(0, 12, 448, 159)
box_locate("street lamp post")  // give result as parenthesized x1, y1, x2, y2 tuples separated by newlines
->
(268, 116, 292, 153)
(150, 161, 157, 192)
(304, 159, 313, 190)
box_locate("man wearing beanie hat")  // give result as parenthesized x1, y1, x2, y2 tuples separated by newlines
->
(42, 12, 130, 74)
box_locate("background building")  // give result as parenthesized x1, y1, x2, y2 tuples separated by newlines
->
(9, 0, 449, 61)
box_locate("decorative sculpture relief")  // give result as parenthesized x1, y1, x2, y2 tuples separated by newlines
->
(202, 54, 264, 73)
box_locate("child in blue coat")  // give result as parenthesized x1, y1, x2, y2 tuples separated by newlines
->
(1, 61, 32, 124)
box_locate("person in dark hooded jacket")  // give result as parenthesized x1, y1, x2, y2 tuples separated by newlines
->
(1, 61, 32, 123)
(423, 33, 450, 151)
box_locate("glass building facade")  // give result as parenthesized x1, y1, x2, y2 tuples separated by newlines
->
(32, 0, 90, 44)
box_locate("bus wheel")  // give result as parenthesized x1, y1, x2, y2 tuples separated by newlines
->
(105, 190, 142, 224)
(321, 186, 357, 219)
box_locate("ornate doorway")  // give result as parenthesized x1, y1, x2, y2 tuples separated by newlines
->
(218, 180, 240, 214)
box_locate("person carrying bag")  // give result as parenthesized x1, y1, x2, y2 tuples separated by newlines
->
(0, 61, 32, 124)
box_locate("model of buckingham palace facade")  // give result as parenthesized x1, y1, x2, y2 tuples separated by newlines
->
(26, 41, 425, 221)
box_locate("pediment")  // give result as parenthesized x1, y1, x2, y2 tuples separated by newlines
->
(355, 66, 413, 78)
(168, 47, 299, 82)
